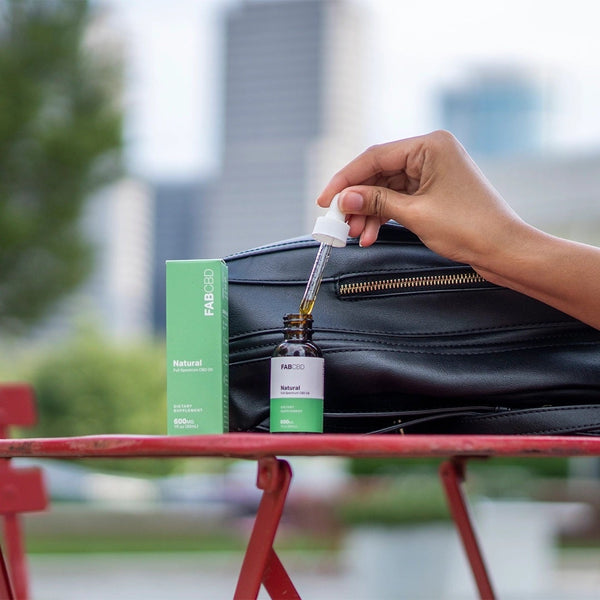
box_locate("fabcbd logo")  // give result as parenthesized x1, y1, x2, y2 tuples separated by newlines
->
(203, 268, 215, 316)
(281, 363, 305, 370)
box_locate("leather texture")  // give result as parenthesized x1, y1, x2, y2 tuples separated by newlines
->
(226, 223, 600, 434)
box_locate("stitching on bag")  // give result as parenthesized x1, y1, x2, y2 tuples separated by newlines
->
(319, 339, 600, 356)
(336, 289, 499, 301)
(229, 278, 314, 284)
(231, 328, 282, 339)
(464, 405, 596, 420)
(225, 225, 418, 260)
(319, 331, 594, 349)
(335, 266, 470, 278)
(229, 338, 600, 360)
(321, 332, 599, 351)
(317, 321, 585, 337)
(225, 238, 327, 260)
(230, 344, 277, 356)
(231, 321, 583, 339)
(459, 406, 600, 435)
(228, 266, 477, 284)
(525, 424, 600, 435)
(229, 333, 575, 353)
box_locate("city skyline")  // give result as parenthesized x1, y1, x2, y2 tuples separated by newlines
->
(203, 0, 365, 257)
(37, 0, 600, 340)
(106, 0, 600, 183)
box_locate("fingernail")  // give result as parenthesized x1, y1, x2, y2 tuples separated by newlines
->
(340, 191, 364, 212)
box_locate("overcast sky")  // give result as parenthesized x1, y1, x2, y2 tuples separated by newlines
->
(104, 0, 600, 180)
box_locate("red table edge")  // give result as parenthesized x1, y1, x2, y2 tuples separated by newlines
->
(4, 433, 597, 600)
(0, 433, 598, 460)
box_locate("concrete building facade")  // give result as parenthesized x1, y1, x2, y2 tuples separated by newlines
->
(203, 0, 365, 258)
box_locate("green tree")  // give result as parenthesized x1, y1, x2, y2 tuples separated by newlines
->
(0, 0, 122, 333)
(28, 332, 165, 438)
(25, 328, 171, 474)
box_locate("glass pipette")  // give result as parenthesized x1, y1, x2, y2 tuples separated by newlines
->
(299, 195, 349, 315)
(299, 242, 333, 316)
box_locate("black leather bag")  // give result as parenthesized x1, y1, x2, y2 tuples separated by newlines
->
(226, 223, 600, 434)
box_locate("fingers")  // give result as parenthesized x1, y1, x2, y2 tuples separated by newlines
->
(359, 216, 384, 247)
(315, 131, 472, 247)
(338, 186, 394, 220)
(339, 186, 404, 247)
(347, 214, 366, 238)
(316, 142, 400, 208)
(346, 214, 381, 247)
(316, 133, 431, 208)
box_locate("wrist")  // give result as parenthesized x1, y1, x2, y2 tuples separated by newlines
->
(473, 225, 600, 328)
(470, 222, 547, 289)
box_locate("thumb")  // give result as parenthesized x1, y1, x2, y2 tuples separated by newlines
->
(338, 186, 404, 221)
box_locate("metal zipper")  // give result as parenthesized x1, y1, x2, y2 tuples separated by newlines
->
(338, 269, 488, 297)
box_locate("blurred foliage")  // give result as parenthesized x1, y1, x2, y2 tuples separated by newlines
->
(0, 0, 122, 333)
(19, 328, 171, 474)
(336, 462, 589, 527)
(340, 456, 572, 525)
(336, 475, 450, 526)
(25, 530, 338, 555)
(349, 455, 569, 479)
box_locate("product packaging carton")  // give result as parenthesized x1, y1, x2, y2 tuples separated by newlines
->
(166, 259, 228, 434)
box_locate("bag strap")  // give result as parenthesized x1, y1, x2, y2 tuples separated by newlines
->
(446, 404, 600, 435)
(359, 404, 600, 435)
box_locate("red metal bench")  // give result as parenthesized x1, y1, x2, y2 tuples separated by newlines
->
(1, 383, 599, 599)
(0, 384, 48, 600)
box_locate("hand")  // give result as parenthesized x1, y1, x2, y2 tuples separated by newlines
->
(316, 130, 527, 273)
(317, 130, 600, 329)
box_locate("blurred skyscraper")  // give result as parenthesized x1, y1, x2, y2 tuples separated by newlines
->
(203, 0, 365, 258)
(28, 178, 155, 344)
(480, 152, 600, 246)
(20, 4, 157, 344)
(151, 180, 206, 333)
(82, 179, 154, 339)
(440, 68, 546, 158)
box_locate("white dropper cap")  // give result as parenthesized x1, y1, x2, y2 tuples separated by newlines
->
(311, 194, 350, 247)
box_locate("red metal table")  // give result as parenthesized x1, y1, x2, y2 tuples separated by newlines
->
(1, 433, 600, 600)
(2, 384, 600, 599)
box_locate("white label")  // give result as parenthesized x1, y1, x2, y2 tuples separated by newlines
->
(270, 356, 324, 399)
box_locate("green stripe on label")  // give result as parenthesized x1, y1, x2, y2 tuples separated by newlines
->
(270, 397, 323, 433)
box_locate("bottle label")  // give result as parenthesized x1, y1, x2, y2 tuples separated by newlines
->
(270, 356, 324, 433)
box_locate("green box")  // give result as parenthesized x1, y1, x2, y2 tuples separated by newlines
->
(166, 259, 229, 434)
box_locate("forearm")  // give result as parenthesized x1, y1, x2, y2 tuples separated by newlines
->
(473, 225, 600, 330)
(322, 132, 600, 329)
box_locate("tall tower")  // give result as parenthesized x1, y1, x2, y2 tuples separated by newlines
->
(440, 68, 546, 158)
(203, 0, 364, 257)
(151, 180, 206, 333)
(82, 178, 154, 340)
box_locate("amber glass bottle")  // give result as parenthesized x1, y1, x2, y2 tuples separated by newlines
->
(269, 313, 324, 433)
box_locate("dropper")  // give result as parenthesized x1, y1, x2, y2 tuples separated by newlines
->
(299, 196, 350, 315)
